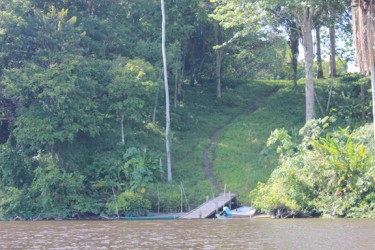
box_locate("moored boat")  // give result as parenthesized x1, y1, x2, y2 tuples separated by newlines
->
(215, 206, 256, 219)
(120, 215, 180, 220)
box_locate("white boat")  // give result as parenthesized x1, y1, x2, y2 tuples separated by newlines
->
(216, 206, 256, 219)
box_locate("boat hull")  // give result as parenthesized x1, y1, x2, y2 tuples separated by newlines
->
(215, 206, 256, 219)
(121, 215, 180, 221)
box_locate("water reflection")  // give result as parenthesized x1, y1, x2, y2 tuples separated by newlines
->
(0, 218, 374, 249)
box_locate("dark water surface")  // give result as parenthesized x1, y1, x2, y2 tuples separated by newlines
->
(0, 218, 374, 249)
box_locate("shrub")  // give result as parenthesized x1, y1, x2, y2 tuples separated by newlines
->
(251, 120, 375, 218)
(107, 190, 151, 216)
(29, 156, 85, 218)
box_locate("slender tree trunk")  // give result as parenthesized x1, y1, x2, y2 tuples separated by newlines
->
(371, 63, 375, 137)
(152, 82, 160, 124)
(352, 0, 375, 137)
(161, 0, 172, 182)
(329, 5, 337, 77)
(370, 2, 375, 137)
(120, 114, 125, 145)
(174, 54, 180, 108)
(316, 24, 324, 78)
(329, 24, 337, 77)
(360, 84, 366, 119)
(368, 1, 375, 137)
(216, 49, 223, 98)
(214, 21, 223, 98)
(288, 21, 299, 86)
(300, 7, 315, 122)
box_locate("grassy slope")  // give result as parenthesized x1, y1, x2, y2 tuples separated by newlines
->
(214, 81, 305, 202)
(169, 79, 306, 207)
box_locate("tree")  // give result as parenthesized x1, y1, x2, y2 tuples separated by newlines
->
(214, 20, 224, 98)
(161, 0, 172, 182)
(270, 1, 318, 121)
(211, 0, 319, 122)
(1, 7, 102, 155)
(288, 21, 301, 85)
(299, 5, 316, 121)
(328, 4, 338, 77)
(265, 6, 301, 84)
(352, 0, 375, 137)
(109, 58, 159, 145)
(314, 9, 324, 79)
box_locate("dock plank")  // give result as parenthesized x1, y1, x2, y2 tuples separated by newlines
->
(181, 193, 236, 219)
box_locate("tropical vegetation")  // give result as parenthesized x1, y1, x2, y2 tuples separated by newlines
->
(0, 0, 374, 219)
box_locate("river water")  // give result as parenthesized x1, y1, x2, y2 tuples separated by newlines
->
(0, 218, 374, 249)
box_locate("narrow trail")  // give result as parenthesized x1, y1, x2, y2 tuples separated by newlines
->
(203, 88, 279, 190)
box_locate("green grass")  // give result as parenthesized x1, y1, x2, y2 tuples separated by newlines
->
(214, 83, 306, 202)
(156, 75, 370, 211)
(167, 80, 306, 207)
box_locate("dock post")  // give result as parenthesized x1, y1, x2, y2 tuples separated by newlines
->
(229, 191, 231, 209)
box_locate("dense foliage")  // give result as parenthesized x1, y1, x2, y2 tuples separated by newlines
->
(0, 0, 373, 219)
(251, 119, 375, 218)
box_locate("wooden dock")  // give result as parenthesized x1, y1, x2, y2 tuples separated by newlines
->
(181, 193, 236, 219)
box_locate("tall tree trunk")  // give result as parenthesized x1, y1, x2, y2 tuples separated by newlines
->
(180, 41, 187, 95)
(288, 21, 299, 86)
(214, 21, 223, 98)
(329, 24, 337, 77)
(120, 114, 125, 145)
(371, 63, 375, 137)
(370, 1, 375, 137)
(329, 4, 337, 77)
(352, 0, 375, 137)
(174, 54, 181, 108)
(161, 0, 172, 182)
(300, 7, 315, 122)
(215, 49, 223, 98)
(316, 24, 324, 78)
(152, 82, 160, 124)
(360, 84, 366, 119)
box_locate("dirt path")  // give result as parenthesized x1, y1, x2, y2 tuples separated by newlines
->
(203, 88, 279, 190)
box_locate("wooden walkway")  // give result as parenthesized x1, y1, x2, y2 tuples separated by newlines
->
(181, 193, 236, 219)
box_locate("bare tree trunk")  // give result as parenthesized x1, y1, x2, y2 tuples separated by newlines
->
(316, 24, 324, 78)
(368, 1, 375, 138)
(288, 21, 299, 86)
(329, 24, 337, 77)
(161, 0, 172, 182)
(120, 114, 125, 145)
(360, 84, 366, 120)
(215, 50, 223, 98)
(372, 63, 375, 137)
(174, 54, 181, 108)
(180, 41, 188, 95)
(300, 7, 315, 122)
(152, 82, 160, 124)
(352, 0, 375, 137)
(214, 21, 223, 98)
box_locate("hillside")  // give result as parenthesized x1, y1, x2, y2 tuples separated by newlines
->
(165, 75, 372, 212)
(1, 75, 372, 219)
(164, 79, 306, 208)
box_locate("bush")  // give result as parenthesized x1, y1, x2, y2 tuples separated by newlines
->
(106, 190, 151, 216)
(0, 154, 86, 219)
(29, 156, 86, 218)
(251, 120, 375, 218)
(0, 187, 34, 219)
(144, 183, 183, 213)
